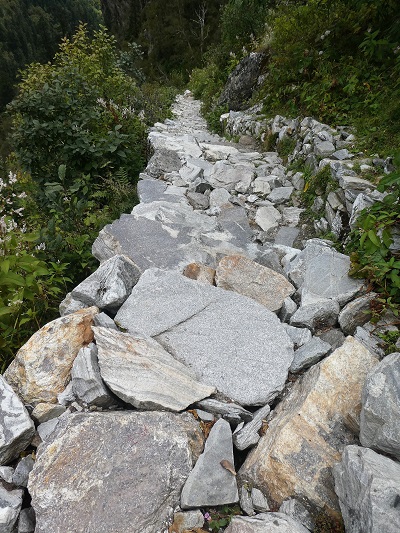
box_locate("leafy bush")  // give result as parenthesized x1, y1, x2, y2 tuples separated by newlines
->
(347, 158, 400, 314)
(8, 24, 147, 201)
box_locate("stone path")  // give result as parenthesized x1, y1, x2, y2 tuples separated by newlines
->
(1, 92, 399, 533)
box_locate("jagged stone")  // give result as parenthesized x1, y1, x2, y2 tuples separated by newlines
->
(215, 255, 295, 313)
(17, 508, 36, 533)
(233, 404, 270, 451)
(317, 328, 345, 351)
(255, 205, 282, 232)
(169, 511, 205, 533)
(95, 327, 214, 411)
(290, 300, 340, 333)
(69, 255, 141, 313)
(359, 352, 400, 460)
(195, 399, 253, 425)
(71, 343, 115, 408)
(251, 488, 270, 512)
(290, 336, 331, 373)
(58, 292, 87, 316)
(268, 186, 294, 204)
(338, 293, 375, 335)
(186, 191, 209, 210)
(4, 307, 98, 406)
(279, 499, 315, 532)
(181, 419, 238, 508)
(206, 160, 254, 192)
(146, 147, 182, 177)
(225, 513, 310, 533)
(0, 467, 14, 484)
(240, 337, 378, 518)
(31, 403, 66, 424)
(239, 486, 255, 516)
(274, 227, 300, 247)
(339, 175, 375, 191)
(209, 187, 231, 208)
(115, 269, 294, 406)
(183, 263, 215, 284)
(279, 297, 298, 323)
(314, 141, 335, 157)
(334, 445, 400, 533)
(0, 484, 23, 533)
(283, 325, 312, 348)
(12, 455, 34, 487)
(29, 411, 204, 533)
(0, 375, 35, 465)
(93, 312, 118, 330)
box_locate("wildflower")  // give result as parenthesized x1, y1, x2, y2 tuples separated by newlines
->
(204, 512, 211, 521)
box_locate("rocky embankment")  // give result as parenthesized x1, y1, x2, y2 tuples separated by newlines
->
(1, 92, 399, 533)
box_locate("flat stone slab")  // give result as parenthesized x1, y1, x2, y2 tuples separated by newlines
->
(29, 411, 204, 533)
(225, 513, 310, 533)
(94, 326, 215, 411)
(115, 269, 294, 405)
(181, 419, 238, 508)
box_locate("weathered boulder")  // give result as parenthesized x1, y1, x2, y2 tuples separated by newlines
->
(71, 343, 115, 408)
(181, 419, 238, 508)
(290, 300, 340, 333)
(333, 445, 400, 533)
(4, 307, 98, 406)
(94, 326, 215, 411)
(218, 52, 266, 111)
(29, 411, 204, 533)
(68, 255, 141, 313)
(338, 293, 375, 335)
(240, 337, 378, 517)
(225, 513, 310, 533)
(359, 352, 400, 459)
(0, 376, 35, 465)
(115, 269, 294, 405)
(215, 255, 295, 313)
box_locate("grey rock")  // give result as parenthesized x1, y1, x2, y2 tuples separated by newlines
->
(268, 186, 294, 205)
(290, 301, 340, 333)
(314, 141, 335, 157)
(0, 484, 23, 533)
(195, 399, 253, 425)
(58, 292, 87, 316)
(0, 467, 14, 484)
(291, 172, 305, 191)
(253, 177, 271, 196)
(115, 269, 294, 406)
(290, 337, 331, 373)
(95, 326, 215, 411)
(284, 325, 313, 348)
(170, 510, 204, 532)
(251, 488, 270, 512)
(137, 179, 172, 203)
(225, 513, 310, 533)
(255, 205, 282, 232)
(339, 175, 375, 191)
(333, 445, 400, 533)
(0, 375, 35, 465)
(71, 343, 115, 408)
(29, 411, 204, 533)
(338, 293, 375, 335)
(17, 508, 35, 533)
(70, 255, 141, 313)
(275, 227, 300, 247)
(12, 455, 34, 487)
(332, 149, 353, 160)
(317, 328, 345, 351)
(146, 148, 182, 178)
(233, 404, 270, 450)
(194, 409, 215, 422)
(57, 382, 76, 406)
(93, 312, 118, 330)
(186, 191, 209, 210)
(239, 486, 255, 516)
(37, 418, 60, 442)
(279, 499, 315, 532)
(209, 188, 231, 208)
(31, 403, 66, 424)
(279, 297, 298, 323)
(181, 419, 238, 508)
(206, 161, 254, 192)
(218, 52, 266, 111)
(359, 352, 400, 459)
(354, 325, 385, 358)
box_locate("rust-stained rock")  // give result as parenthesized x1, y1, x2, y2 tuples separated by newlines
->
(4, 307, 98, 406)
(183, 263, 215, 285)
(239, 337, 379, 518)
(29, 411, 204, 533)
(215, 255, 295, 313)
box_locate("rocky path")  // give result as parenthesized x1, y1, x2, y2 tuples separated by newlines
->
(0, 92, 399, 533)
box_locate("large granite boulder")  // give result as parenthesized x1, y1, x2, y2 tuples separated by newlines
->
(94, 326, 215, 411)
(334, 445, 400, 533)
(29, 411, 204, 533)
(359, 352, 400, 459)
(4, 307, 98, 406)
(115, 268, 294, 406)
(0, 376, 35, 465)
(239, 337, 378, 517)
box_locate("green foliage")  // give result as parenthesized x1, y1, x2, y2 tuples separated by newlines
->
(207, 505, 242, 532)
(301, 166, 336, 208)
(377, 330, 400, 356)
(346, 157, 400, 313)
(8, 24, 146, 199)
(276, 136, 297, 163)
